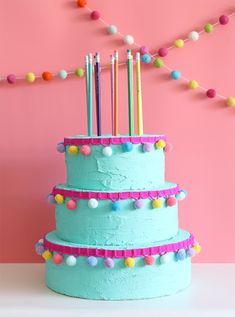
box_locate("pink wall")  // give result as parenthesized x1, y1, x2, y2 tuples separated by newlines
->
(1, 0, 235, 263)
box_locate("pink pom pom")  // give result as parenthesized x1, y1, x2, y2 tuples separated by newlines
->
(66, 199, 77, 210)
(90, 10, 100, 20)
(134, 199, 144, 209)
(219, 15, 229, 25)
(80, 145, 91, 156)
(158, 48, 168, 57)
(140, 46, 149, 55)
(7, 74, 16, 84)
(167, 196, 177, 207)
(144, 256, 155, 265)
(164, 142, 173, 153)
(206, 89, 216, 98)
(53, 254, 63, 265)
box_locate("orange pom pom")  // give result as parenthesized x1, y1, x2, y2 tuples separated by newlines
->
(77, 0, 87, 7)
(42, 72, 53, 81)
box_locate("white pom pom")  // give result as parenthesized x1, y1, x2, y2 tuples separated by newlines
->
(123, 35, 134, 45)
(160, 253, 171, 264)
(102, 146, 112, 157)
(88, 198, 99, 209)
(66, 255, 77, 266)
(188, 31, 199, 41)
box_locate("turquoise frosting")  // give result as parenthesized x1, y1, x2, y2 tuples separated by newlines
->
(65, 140, 165, 191)
(55, 182, 179, 245)
(45, 230, 191, 300)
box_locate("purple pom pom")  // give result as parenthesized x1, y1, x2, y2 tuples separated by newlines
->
(187, 247, 196, 258)
(104, 257, 115, 268)
(56, 142, 65, 153)
(35, 244, 45, 255)
(140, 46, 149, 55)
(134, 199, 144, 209)
(143, 142, 153, 152)
(47, 194, 55, 204)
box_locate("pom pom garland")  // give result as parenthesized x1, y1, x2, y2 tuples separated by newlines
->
(56, 142, 65, 153)
(176, 249, 186, 261)
(112, 201, 121, 212)
(80, 145, 91, 156)
(77, 0, 87, 7)
(188, 80, 199, 89)
(171, 70, 181, 80)
(122, 142, 133, 152)
(87, 256, 98, 266)
(42, 72, 53, 81)
(160, 253, 171, 264)
(155, 139, 166, 149)
(167, 196, 177, 207)
(204, 23, 214, 33)
(104, 257, 115, 268)
(7, 74, 16, 84)
(53, 253, 63, 265)
(47, 194, 56, 204)
(75, 68, 85, 77)
(25, 72, 36, 83)
(42, 250, 52, 261)
(68, 145, 79, 155)
(58, 70, 68, 79)
(90, 10, 100, 20)
(139, 46, 149, 55)
(174, 39, 184, 48)
(125, 257, 135, 268)
(152, 198, 162, 209)
(66, 199, 77, 210)
(88, 198, 99, 209)
(102, 146, 112, 156)
(134, 199, 144, 209)
(144, 256, 155, 265)
(219, 15, 229, 25)
(206, 89, 216, 98)
(123, 35, 135, 45)
(54, 194, 64, 204)
(153, 58, 164, 68)
(107, 25, 118, 34)
(143, 142, 153, 152)
(66, 255, 77, 266)
(141, 54, 151, 64)
(158, 47, 168, 57)
(226, 97, 235, 107)
(188, 31, 200, 41)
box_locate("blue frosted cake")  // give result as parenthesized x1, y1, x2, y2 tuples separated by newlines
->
(35, 135, 201, 300)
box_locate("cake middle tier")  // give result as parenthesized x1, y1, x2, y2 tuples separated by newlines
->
(51, 182, 184, 246)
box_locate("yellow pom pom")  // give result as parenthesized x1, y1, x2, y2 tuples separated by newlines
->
(68, 145, 78, 155)
(188, 80, 199, 89)
(42, 250, 52, 261)
(25, 72, 36, 83)
(54, 194, 64, 204)
(174, 39, 184, 48)
(155, 139, 166, 149)
(226, 96, 235, 107)
(193, 243, 201, 254)
(152, 198, 162, 208)
(125, 257, 135, 268)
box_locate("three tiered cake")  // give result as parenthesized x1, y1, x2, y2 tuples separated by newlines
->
(36, 134, 200, 300)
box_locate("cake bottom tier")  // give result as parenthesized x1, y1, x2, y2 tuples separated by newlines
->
(41, 230, 195, 300)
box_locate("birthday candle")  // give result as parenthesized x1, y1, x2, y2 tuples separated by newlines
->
(85, 55, 90, 136)
(88, 53, 93, 136)
(110, 55, 114, 135)
(136, 52, 143, 135)
(114, 50, 118, 136)
(95, 52, 101, 136)
(127, 49, 134, 136)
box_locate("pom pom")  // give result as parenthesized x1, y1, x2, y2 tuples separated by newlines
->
(123, 35, 134, 45)
(53, 253, 63, 265)
(107, 25, 118, 34)
(188, 31, 199, 41)
(134, 199, 144, 209)
(112, 201, 121, 212)
(56, 142, 65, 153)
(77, 0, 87, 7)
(152, 198, 163, 209)
(175, 190, 187, 201)
(122, 142, 133, 152)
(204, 23, 213, 33)
(155, 139, 166, 149)
(35, 244, 45, 255)
(206, 89, 216, 98)
(219, 15, 229, 25)
(87, 256, 98, 266)
(90, 10, 100, 20)
(176, 249, 186, 261)
(80, 145, 91, 156)
(167, 196, 177, 207)
(188, 80, 199, 89)
(140, 46, 149, 55)
(171, 70, 181, 80)
(75, 68, 84, 77)
(226, 97, 235, 107)
(143, 142, 153, 152)
(187, 247, 196, 258)
(25, 72, 36, 83)
(7, 74, 16, 84)
(66, 255, 77, 266)
(42, 72, 52, 81)
(160, 253, 171, 264)
(174, 39, 184, 48)
(42, 250, 52, 261)
(144, 255, 155, 265)
(66, 199, 77, 210)
(164, 142, 173, 153)
(158, 47, 168, 57)
(88, 198, 99, 209)
(68, 145, 79, 155)
(104, 257, 115, 268)
(125, 257, 135, 268)
(193, 243, 201, 254)
(102, 146, 112, 156)
(58, 70, 68, 79)
(47, 194, 56, 204)
(54, 194, 64, 204)
(153, 58, 164, 68)
(141, 54, 151, 64)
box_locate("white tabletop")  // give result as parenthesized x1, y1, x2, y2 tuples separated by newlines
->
(0, 264, 234, 317)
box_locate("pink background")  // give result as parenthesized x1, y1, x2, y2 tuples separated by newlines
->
(0, 0, 235, 263)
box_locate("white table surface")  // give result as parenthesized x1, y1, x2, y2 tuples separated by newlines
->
(0, 264, 234, 317)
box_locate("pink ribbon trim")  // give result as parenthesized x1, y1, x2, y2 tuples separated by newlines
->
(44, 234, 195, 258)
(52, 185, 181, 200)
(64, 135, 166, 146)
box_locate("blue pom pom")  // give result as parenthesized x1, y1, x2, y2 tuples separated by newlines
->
(122, 142, 133, 152)
(47, 194, 55, 204)
(112, 201, 121, 212)
(56, 142, 65, 153)
(171, 70, 181, 80)
(141, 54, 151, 64)
(87, 256, 98, 267)
(58, 70, 68, 79)
(176, 249, 186, 261)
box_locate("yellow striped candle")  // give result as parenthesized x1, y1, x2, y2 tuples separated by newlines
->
(136, 52, 143, 135)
